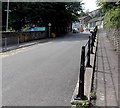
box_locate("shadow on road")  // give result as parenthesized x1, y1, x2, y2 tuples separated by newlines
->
(50, 32, 90, 43)
(1, 31, 91, 53)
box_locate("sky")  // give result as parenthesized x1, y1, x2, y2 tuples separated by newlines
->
(82, 0, 99, 12)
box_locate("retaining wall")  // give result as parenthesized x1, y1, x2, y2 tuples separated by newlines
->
(2, 31, 47, 46)
(105, 27, 120, 53)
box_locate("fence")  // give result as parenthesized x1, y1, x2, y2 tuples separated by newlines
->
(75, 27, 97, 100)
(2, 37, 22, 51)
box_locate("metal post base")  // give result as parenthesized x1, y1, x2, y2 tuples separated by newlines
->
(86, 64, 92, 68)
(91, 52, 94, 54)
(74, 95, 88, 100)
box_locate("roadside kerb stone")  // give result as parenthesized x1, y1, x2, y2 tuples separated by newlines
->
(71, 36, 98, 106)
(85, 40, 97, 100)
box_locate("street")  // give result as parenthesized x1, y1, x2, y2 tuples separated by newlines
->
(2, 32, 90, 106)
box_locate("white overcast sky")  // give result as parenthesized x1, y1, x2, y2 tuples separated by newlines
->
(82, 0, 99, 12)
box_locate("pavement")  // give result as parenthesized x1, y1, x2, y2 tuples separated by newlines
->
(94, 29, 119, 106)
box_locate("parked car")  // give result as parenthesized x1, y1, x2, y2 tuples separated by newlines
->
(73, 28, 79, 33)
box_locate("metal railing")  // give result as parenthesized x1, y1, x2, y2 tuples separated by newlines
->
(1, 36, 20, 52)
(75, 27, 98, 100)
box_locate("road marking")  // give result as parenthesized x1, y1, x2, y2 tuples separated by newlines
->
(0, 47, 29, 58)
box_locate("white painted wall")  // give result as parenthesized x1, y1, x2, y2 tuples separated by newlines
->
(72, 22, 80, 30)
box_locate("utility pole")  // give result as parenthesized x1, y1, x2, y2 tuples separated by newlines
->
(6, 0, 10, 31)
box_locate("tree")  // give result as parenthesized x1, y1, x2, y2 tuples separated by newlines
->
(97, 1, 120, 28)
(2, 2, 83, 31)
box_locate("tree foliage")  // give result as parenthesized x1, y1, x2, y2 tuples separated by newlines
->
(79, 11, 88, 17)
(104, 8, 120, 28)
(2, 2, 83, 31)
(97, 1, 120, 28)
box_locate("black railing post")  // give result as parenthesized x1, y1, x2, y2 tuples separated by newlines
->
(94, 26, 97, 40)
(75, 46, 87, 100)
(92, 32, 95, 46)
(94, 26, 97, 36)
(93, 31, 96, 43)
(91, 34, 94, 54)
(86, 36, 92, 67)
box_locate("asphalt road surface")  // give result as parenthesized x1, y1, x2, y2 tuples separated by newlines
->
(2, 32, 90, 106)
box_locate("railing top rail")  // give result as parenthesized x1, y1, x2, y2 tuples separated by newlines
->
(85, 40, 88, 47)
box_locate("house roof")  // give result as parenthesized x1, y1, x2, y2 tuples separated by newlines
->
(88, 17, 104, 23)
(88, 8, 100, 14)
(78, 15, 91, 20)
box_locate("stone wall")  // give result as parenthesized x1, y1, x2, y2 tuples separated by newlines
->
(2, 31, 47, 46)
(105, 27, 120, 53)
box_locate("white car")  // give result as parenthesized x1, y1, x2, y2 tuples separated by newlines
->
(73, 28, 79, 33)
(89, 27, 95, 33)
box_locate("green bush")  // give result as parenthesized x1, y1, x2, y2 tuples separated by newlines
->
(72, 100, 91, 107)
(89, 92, 96, 100)
(104, 8, 120, 28)
(82, 100, 91, 107)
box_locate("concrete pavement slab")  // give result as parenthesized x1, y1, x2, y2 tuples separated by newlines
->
(94, 29, 118, 106)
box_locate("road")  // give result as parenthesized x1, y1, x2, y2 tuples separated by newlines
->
(2, 32, 90, 106)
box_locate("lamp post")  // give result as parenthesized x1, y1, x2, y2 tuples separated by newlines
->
(5, 0, 11, 31)
(48, 23, 51, 38)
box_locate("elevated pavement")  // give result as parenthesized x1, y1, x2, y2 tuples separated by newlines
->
(94, 29, 119, 106)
